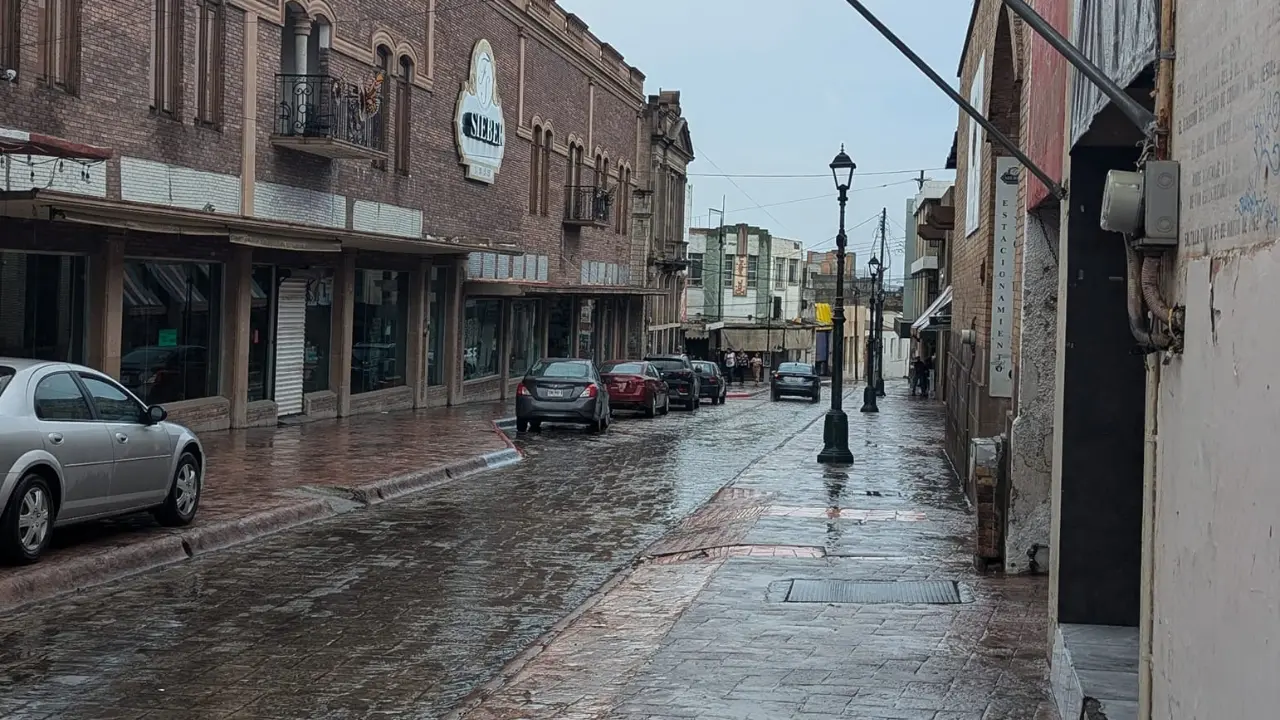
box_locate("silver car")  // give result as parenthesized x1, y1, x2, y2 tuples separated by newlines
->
(0, 358, 204, 564)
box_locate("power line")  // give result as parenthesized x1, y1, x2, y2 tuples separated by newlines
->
(686, 178, 922, 227)
(687, 167, 949, 179)
(695, 150, 789, 232)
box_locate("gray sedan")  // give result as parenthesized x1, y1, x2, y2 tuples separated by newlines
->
(0, 358, 205, 564)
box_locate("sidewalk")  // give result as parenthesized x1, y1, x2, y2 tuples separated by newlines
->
(457, 383, 1057, 719)
(0, 401, 520, 613)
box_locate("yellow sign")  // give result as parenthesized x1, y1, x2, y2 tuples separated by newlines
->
(815, 303, 833, 326)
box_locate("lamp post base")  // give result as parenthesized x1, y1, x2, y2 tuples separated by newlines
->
(817, 410, 854, 464)
(875, 378, 886, 397)
(860, 384, 880, 413)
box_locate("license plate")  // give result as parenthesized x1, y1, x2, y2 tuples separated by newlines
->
(544, 389, 566, 398)
(785, 377, 803, 384)
(611, 383, 626, 392)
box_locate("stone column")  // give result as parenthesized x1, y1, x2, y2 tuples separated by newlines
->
(406, 259, 429, 408)
(444, 257, 466, 406)
(329, 252, 356, 416)
(292, 15, 310, 75)
(224, 245, 253, 428)
(498, 298, 513, 399)
(87, 233, 125, 378)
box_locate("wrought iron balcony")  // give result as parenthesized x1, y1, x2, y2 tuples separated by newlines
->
(271, 74, 387, 160)
(563, 185, 612, 227)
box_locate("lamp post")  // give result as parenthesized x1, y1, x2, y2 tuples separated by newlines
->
(818, 146, 856, 464)
(861, 256, 881, 413)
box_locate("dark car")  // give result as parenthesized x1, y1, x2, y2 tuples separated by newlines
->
(692, 361, 727, 405)
(600, 360, 670, 417)
(771, 361, 821, 402)
(644, 354, 700, 410)
(515, 358, 612, 433)
(119, 345, 210, 404)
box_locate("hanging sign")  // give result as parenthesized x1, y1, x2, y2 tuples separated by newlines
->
(454, 39, 506, 184)
(988, 156, 1018, 398)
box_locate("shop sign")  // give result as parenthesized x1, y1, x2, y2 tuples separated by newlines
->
(988, 156, 1018, 398)
(455, 39, 506, 184)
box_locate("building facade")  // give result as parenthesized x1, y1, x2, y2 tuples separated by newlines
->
(0, 0, 668, 431)
(634, 90, 694, 356)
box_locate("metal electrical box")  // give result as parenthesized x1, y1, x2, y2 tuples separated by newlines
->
(1139, 160, 1180, 248)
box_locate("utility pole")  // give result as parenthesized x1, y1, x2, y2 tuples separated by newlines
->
(915, 169, 925, 192)
(875, 207, 887, 397)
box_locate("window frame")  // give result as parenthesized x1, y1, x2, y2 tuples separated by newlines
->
(540, 128, 552, 216)
(529, 124, 543, 214)
(722, 254, 735, 288)
(78, 372, 147, 423)
(1, 0, 19, 73)
(32, 371, 96, 423)
(746, 255, 759, 289)
(373, 45, 392, 167)
(151, 0, 183, 114)
(195, 0, 225, 127)
(687, 253, 703, 287)
(40, 0, 80, 92)
(394, 55, 413, 174)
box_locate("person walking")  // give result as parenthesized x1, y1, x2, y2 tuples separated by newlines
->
(724, 351, 738, 387)
(913, 355, 931, 398)
(750, 354, 763, 383)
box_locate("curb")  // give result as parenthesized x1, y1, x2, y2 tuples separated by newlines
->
(0, 425, 524, 615)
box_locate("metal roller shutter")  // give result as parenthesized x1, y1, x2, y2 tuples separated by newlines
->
(273, 278, 307, 416)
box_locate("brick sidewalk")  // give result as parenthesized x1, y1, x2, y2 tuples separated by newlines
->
(0, 401, 517, 612)
(458, 385, 1058, 720)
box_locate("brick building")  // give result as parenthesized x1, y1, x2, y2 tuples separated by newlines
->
(0, 0, 669, 431)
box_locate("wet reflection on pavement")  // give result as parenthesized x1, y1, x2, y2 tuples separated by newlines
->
(0, 393, 831, 719)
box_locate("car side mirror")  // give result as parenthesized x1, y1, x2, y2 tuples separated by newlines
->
(146, 405, 168, 425)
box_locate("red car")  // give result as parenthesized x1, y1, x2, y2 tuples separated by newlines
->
(599, 360, 671, 417)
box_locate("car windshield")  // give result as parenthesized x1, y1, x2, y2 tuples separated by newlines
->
(601, 362, 645, 374)
(778, 363, 813, 374)
(530, 361, 590, 378)
(0, 366, 13, 398)
(647, 359, 686, 371)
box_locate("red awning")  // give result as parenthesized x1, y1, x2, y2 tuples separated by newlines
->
(0, 127, 112, 160)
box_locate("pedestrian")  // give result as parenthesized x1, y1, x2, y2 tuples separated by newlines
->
(750, 354, 763, 383)
(911, 356, 928, 397)
(725, 351, 737, 386)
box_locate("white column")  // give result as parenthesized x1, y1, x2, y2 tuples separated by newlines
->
(292, 16, 311, 75)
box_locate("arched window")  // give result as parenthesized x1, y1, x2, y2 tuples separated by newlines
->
(593, 152, 604, 188)
(540, 129, 553, 216)
(373, 45, 392, 166)
(567, 142, 583, 187)
(529, 124, 543, 214)
(395, 55, 413, 174)
(616, 167, 630, 234)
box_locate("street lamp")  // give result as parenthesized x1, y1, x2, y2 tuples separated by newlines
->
(861, 256, 881, 413)
(818, 146, 856, 464)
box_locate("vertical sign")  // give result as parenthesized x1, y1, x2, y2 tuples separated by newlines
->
(732, 225, 749, 297)
(988, 156, 1019, 398)
(965, 54, 985, 237)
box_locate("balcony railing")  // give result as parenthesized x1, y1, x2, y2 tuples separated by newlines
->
(271, 74, 386, 160)
(563, 185, 612, 227)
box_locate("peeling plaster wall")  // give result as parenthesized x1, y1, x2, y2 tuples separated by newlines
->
(1152, 0, 1280, 717)
(1006, 207, 1057, 573)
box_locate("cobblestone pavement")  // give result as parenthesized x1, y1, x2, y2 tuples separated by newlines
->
(462, 383, 1058, 720)
(22, 401, 515, 567)
(0, 390, 831, 719)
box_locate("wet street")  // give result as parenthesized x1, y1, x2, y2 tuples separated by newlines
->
(0, 390, 831, 719)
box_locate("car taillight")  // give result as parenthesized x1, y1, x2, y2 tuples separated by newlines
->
(583, 384, 598, 398)
(517, 383, 531, 396)
(773, 373, 782, 380)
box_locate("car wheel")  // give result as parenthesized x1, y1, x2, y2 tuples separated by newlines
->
(771, 392, 780, 401)
(155, 452, 201, 527)
(811, 393, 820, 403)
(660, 396, 670, 415)
(517, 419, 529, 432)
(0, 472, 54, 565)
(644, 395, 657, 418)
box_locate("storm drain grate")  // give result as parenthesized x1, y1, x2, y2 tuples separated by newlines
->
(783, 579, 965, 604)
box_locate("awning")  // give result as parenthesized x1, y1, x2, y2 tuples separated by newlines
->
(0, 127, 113, 160)
(150, 263, 208, 309)
(721, 326, 815, 352)
(122, 266, 165, 315)
(521, 284, 668, 297)
(911, 285, 953, 331)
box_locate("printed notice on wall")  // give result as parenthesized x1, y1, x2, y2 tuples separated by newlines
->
(988, 156, 1018, 399)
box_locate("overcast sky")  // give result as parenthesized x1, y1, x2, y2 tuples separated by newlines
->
(556, 0, 968, 283)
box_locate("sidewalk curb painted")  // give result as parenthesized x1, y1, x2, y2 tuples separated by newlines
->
(0, 423, 523, 615)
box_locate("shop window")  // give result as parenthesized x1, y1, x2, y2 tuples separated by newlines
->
(304, 275, 332, 394)
(547, 296, 574, 357)
(577, 298, 595, 359)
(0, 252, 87, 363)
(463, 298, 501, 380)
(119, 260, 222, 405)
(427, 266, 447, 386)
(352, 269, 409, 394)
(508, 299, 540, 377)
(247, 265, 275, 402)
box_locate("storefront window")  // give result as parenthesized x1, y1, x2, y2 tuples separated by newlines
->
(352, 269, 409, 394)
(508, 299, 540, 377)
(427, 266, 447, 386)
(577, 298, 595, 360)
(304, 274, 333, 394)
(0, 252, 87, 363)
(119, 260, 223, 404)
(248, 265, 276, 402)
(464, 298, 502, 380)
(547, 296, 574, 357)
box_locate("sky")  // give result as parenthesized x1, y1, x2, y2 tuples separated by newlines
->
(556, 0, 970, 285)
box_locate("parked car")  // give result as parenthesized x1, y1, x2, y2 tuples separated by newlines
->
(515, 358, 612, 433)
(118, 345, 210, 405)
(0, 359, 204, 564)
(599, 360, 670, 417)
(771, 361, 821, 403)
(692, 361, 727, 405)
(643, 354, 701, 410)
